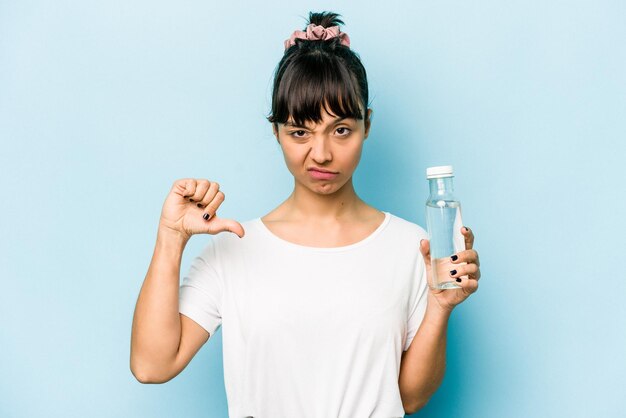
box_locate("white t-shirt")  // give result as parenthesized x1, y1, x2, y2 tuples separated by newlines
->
(179, 211, 429, 418)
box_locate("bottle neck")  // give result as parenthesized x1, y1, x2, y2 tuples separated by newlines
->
(428, 176, 455, 198)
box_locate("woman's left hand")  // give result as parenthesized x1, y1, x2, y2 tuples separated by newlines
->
(419, 226, 481, 314)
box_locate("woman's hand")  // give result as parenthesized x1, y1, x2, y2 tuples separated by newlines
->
(159, 178, 245, 241)
(419, 227, 481, 314)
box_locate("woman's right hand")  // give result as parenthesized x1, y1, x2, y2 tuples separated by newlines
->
(158, 178, 245, 240)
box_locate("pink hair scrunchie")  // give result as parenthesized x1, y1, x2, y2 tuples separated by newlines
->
(284, 23, 351, 51)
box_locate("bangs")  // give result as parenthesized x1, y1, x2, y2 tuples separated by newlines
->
(269, 52, 365, 126)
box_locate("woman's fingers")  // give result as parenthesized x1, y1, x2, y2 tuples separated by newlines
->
(197, 182, 220, 209)
(456, 274, 479, 294)
(462, 226, 475, 250)
(199, 190, 245, 237)
(176, 178, 197, 198)
(203, 191, 225, 220)
(187, 179, 211, 203)
(448, 261, 480, 281)
(451, 248, 479, 267)
(162, 177, 246, 239)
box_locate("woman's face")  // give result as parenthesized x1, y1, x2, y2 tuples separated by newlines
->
(273, 107, 372, 195)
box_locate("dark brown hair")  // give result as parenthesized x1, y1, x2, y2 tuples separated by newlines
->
(266, 11, 370, 129)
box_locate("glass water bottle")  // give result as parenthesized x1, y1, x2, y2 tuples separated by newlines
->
(425, 165, 465, 289)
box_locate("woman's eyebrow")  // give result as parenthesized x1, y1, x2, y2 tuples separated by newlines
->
(284, 117, 350, 128)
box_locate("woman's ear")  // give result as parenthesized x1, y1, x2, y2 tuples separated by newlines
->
(272, 123, 280, 143)
(364, 109, 373, 139)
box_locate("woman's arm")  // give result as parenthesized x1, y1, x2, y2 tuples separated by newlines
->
(400, 229, 480, 413)
(399, 306, 450, 414)
(130, 227, 206, 383)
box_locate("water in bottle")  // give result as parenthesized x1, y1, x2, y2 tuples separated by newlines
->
(425, 165, 466, 289)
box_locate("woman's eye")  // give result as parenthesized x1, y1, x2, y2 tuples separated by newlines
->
(290, 130, 307, 138)
(288, 128, 351, 138)
(336, 127, 351, 136)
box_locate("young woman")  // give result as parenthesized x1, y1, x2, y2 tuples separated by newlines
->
(131, 11, 481, 417)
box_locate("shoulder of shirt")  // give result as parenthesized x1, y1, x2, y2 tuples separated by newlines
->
(386, 211, 429, 241)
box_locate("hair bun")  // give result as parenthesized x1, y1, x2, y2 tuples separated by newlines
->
(307, 11, 345, 29)
(283, 11, 350, 51)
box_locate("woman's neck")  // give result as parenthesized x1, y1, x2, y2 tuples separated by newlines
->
(277, 178, 369, 223)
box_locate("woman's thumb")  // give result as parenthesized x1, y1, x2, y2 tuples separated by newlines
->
(209, 216, 245, 238)
(419, 239, 431, 267)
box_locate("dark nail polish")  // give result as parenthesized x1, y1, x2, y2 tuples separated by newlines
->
(450, 269, 457, 276)
(197, 203, 203, 208)
(464, 227, 469, 232)
(189, 198, 194, 202)
(456, 278, 462, 283)
(203, 213, 210, 220)
(451, 255, 458, 261)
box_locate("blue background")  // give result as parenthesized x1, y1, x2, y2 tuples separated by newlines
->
(1, 1, 625, 417)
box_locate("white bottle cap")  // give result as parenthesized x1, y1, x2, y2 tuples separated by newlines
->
(426, 165, 454, 179)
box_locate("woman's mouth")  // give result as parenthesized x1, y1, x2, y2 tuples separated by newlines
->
(308, 169, 339, 180)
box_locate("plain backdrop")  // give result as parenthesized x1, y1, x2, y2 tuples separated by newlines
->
(1, 1, 625, 417)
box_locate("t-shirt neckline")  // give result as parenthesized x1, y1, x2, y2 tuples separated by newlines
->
(255, 211, 391, 252)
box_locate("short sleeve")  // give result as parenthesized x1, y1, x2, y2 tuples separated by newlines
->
(179, 238, 223, 337)
(404, 251, 429, 351)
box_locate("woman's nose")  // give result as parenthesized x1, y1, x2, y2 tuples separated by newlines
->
(309, 136, 332, 163)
